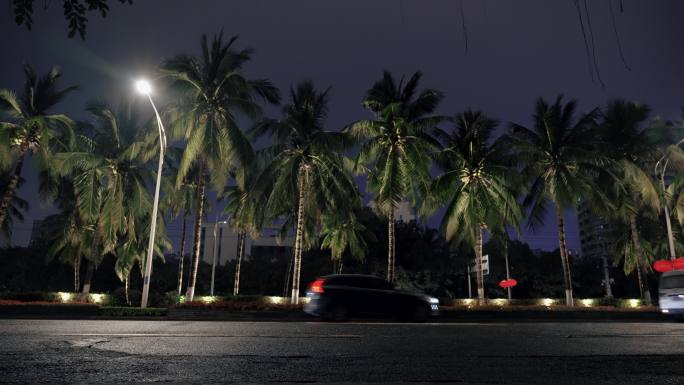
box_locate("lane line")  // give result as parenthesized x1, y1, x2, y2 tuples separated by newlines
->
(46, 333, 363, 338)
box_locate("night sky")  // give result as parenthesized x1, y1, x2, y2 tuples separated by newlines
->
(2, 0, 684, 252)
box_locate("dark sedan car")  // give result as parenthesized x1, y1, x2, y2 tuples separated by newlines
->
(303, 274, 439, 321)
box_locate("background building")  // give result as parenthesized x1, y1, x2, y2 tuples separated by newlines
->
(577, 202, 615, 261)
(368, 199, 418, 223)
(200, 221, 294, 266)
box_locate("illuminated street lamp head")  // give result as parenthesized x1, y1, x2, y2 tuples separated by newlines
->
(136, 79, 152, 95)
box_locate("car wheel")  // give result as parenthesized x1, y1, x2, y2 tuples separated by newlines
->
(412, 304, 429, 322)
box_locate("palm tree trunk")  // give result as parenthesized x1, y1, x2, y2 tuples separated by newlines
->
(291, 166, 307, 304)
(0, 145, 28, 226)
(125, 274, 130, 306)
(233, 231, 245, 296)
(81, 260, 95, 296)
(283, 249, 294, 297)
(177, 215, 187, 296)
(601, 253, 613, 298)
(387, 209, 396, 283)
(475, 224, 485, 305)
(556, 207, 574, 306)
(186, 172, 206, 302)
(73, 255, 81, 292)
(337, 259, 343, 274)
(630, 215, 652, 305)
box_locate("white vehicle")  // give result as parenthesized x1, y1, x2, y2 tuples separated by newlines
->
(659, 270, 684, 319)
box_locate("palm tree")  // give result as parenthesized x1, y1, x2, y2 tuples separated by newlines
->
(321, 212, 368, 274)
(594, 99, 658, 304)
(54, 102, 159, 295)
(45, 209, 90, 291)
(347, 70, 443, 282)
(0, 65, 76, 226)
(252, 81, 358, 304)
(507, 95, 602, 306)
(426, 110, 522, 305)
(114, 217, 171, 305)
(160, 32, 280, 301)
(161, 153, 197, 297)
(0, 173, 29, 245)
(221, 163, 262, 296)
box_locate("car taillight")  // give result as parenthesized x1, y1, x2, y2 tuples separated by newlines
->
(309, 279, 325, 294)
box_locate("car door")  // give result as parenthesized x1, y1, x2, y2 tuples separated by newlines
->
(362, 277, 396, 316)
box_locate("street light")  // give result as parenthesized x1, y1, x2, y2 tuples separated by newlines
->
(654, 137, 684, 261)
(136, 79, 167, 309)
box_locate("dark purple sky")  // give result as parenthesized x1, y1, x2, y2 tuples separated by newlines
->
(2, 0, 684, 251)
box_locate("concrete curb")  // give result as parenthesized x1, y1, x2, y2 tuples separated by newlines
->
(0, 305, 675, 322)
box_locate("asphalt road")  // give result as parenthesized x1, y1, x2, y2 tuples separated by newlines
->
(1, 320, 684, 384)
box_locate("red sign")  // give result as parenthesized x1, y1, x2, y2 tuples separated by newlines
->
(653, 259, 674, 273)
(499, 278, 518, 288)
(673, 257, 684, 270)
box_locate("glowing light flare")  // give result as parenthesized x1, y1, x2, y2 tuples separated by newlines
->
(580, 299, 595, 307)
(200, 296, 218, 304)
(89, 294, 104, 304)
(135, 79, 152, 95)
(540, 298, 555, 307)
(57, 292, 73, 303)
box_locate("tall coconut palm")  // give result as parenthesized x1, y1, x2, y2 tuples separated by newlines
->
(426, 110, 522, 305)
(594, 99, 658, 304)
(161, 151, 198, 297)
(221, 163, 262, 296)
(252, 81, 358, 304)
(321, 212, 369, 274)
(0, 173, 28, 245)
(507, 95, 602, 306)
(114, 216, 171, 305)
(45, 209, 91, 291)
(347, 70, 443, 282)
(0, 65, 76, 226)
(160, 32, 280, 301)
(53, 102, 158, 295)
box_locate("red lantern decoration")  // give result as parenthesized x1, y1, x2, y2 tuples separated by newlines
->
(499, 279, 518, 288)
(653, 259, 674, 273)
(673, 257, 684, 270)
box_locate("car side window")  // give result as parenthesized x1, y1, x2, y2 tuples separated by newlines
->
(365, 278, 393, 290)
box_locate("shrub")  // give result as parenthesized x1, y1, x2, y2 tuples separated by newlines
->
(99, 307, 168, 317)
(0, 291, 56, 302)
(174, 300, 301, 311)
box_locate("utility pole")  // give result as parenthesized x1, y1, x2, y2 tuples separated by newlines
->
(504, 239, 512, 300)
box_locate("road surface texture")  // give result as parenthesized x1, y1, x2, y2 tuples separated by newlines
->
(1, 320, 684, 384)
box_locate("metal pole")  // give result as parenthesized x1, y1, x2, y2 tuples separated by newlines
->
(210, 215, 219, 296)
(141, 94, 166, 309)
(467, 264, 472, 299)
(504, 239, 511, 300)
(661, 160, 677, 260)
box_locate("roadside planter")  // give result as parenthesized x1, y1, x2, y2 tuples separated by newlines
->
(169, 296, 311, 320)
(448, 298, 650, 309)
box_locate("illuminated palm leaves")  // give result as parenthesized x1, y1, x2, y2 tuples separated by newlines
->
(0, 65, 76, 225)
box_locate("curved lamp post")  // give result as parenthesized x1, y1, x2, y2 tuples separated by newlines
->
(654, 137, 684, 261)
(136, 79, 167, 309)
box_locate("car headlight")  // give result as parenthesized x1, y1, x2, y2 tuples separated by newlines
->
(429, 297, 439, 304)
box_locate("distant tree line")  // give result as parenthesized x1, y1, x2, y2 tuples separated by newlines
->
(1, 32, 683, 306)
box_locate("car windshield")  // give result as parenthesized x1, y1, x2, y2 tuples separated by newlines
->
(661, 275, 684, 289)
